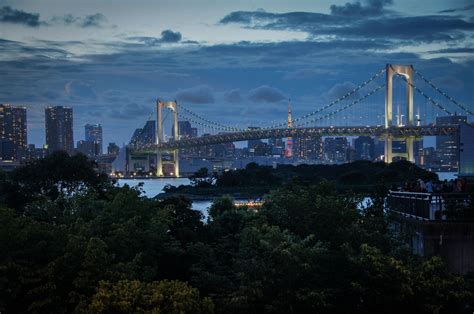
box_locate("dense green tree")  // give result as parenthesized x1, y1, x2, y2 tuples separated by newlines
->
(87, 279, 214, 313)
(0, 153, 472, 313)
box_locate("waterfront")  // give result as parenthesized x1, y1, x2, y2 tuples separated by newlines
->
(118, 178, 212, 215)
(118, 171, 457, 215)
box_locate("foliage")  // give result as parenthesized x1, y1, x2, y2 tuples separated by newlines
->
(87, 279, 214, 313)
(0, 153, 472, 313)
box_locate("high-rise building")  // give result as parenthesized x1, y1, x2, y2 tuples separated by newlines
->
(436, 115, 467, 171)
(45, 106, 73, 153)
(324, 137, 348, 163)
(107, 142, 120, 156)
(294, 136, 323, 160)
(0, 104, 27, 160)
(354, 136, 375, 161)
(174, 121, 196, 139)
(85, 124, 103, 155)
(268, 138, 285, 157)
(76, 140, 95, 157)
(130, 120, 156, 145)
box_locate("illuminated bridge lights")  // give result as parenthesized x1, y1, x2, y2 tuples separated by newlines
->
(130, 125, 459, 153)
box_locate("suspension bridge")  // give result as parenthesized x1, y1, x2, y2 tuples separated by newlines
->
(128, 64, 473, 177)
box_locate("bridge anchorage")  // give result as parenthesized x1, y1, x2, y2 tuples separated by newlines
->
(129, 63, 468, 178)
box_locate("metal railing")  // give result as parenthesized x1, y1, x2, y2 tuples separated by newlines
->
(387, 191, 474, 221)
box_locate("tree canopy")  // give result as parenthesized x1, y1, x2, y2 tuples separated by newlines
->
(0, 153, 472, 313)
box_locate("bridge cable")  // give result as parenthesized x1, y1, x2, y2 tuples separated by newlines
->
(294, 84, 385, 127)
(414, 69, 473, 115)
(261, 68, 386, 130)
(389, 65, 452, 116)
(176, 103, 246, 132)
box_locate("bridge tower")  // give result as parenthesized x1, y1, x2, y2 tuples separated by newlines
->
(156, 100, 179, 177)
(285, 99, 293, 158)
(384, 64, 415, 163)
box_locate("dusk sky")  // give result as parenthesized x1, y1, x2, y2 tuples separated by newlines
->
(1, 0, 473, 146)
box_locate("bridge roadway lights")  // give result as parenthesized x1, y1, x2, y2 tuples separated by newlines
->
(138, 126, 457, 152)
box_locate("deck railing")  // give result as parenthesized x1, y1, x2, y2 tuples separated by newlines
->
(386, 191, 473, 221)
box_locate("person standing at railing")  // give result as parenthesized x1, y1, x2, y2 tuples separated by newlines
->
(426, 180, 433, 193)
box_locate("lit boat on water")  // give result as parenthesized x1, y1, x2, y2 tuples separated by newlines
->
(234, 200, 264, 208)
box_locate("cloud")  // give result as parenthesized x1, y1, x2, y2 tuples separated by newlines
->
(438, 4, 474, 14)
(224, 88, 242, 102)
(330, 0, 393, 17)
(110, 103, 150, 120)
(175, 85, 214, 104)
(248, 85, 285, 103)
(283, 68, 326, 80)
(327, 82, 360, 100)
(160, 30, 182, 43)
(81, 13, 107, 27)
(64, 81, 97, 100)
(219, 9, 474, 43)
(0, 6, 41, 27)
(428, 47, 474, 54)
(129, 29, 182, 46)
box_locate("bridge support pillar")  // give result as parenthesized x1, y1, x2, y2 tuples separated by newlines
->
(384, 135, 393, 163)
(156, 100, 180, 177)
(384, 64, 415, 163)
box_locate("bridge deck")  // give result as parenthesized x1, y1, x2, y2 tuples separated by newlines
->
(131, 125, 458, 152)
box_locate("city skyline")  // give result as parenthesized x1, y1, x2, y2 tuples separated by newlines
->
(0, 0, 473, 146)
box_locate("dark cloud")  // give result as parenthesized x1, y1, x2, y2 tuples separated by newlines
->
(0, 6, 41, 27)
(438, 4, 474, 14)
(327, 82, 360, 100)
(129, 29, 182, 46)
(110, 103, 150, 120)
(81, 13, 107, 27)
(50, 14, 79, 25)
(430, 76, 464, 91)
(224, 88, 242, 102)
(330, 0, 393, 17)
(428, 47, 474, 54)
(220, 9, 474, 43)
(64, 81, 97, 100)
(248, 85, 285, 103)
(175, 85, 214, 104)
(160, 30, 182, 43)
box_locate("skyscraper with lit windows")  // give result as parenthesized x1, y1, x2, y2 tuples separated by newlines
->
(45, 106, 74, 154)
(0, 104, 27, 160)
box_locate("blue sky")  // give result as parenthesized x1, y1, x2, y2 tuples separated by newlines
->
(0, 0, 473, 146)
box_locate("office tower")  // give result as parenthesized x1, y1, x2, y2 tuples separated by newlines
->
(294, 136, 323, 160)
(130, 120, 156, 145)
(268, 138, 285, 157)
(107, 142, 120, 156)
(173, 121, 195, 138)
(0, 104, 27, 160)
(436, 115, 467, 171)
(76, 140, 95, 157)
(45, 106, 74, 153)
(85, 123, 103, 155)
(354, 136, 375, 161)
(324, 137, 348, 163)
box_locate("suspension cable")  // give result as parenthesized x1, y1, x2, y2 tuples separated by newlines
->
(389, 65, 452, 116)
(262, 68, 386, 129)
(177, 103, 246, 131)
(294, 84, 385, 127)
(414, 69, 473, 115)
